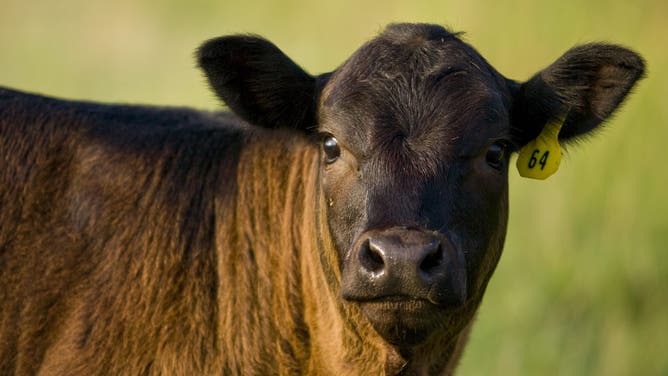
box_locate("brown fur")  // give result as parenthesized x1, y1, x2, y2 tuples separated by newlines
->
(0, 89, 467, 374)
(1, 23, 645, 375)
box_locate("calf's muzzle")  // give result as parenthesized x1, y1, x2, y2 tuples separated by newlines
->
(341, 227, 467, 307)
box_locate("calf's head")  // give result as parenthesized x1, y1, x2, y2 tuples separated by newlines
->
(198, 24, 644, 347)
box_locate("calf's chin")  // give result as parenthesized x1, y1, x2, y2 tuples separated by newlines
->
(358, 300, 467, 347)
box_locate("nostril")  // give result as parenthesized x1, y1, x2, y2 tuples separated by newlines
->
(419, 241, 443, 274)
(359, 239, 385, 274)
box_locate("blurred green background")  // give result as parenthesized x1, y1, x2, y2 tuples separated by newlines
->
(1, 0, 665, 374)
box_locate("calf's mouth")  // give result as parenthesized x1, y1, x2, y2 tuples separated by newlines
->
(340, 227, 468, 345)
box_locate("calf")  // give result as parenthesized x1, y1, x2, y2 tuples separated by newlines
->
(0, 23, 644, 375)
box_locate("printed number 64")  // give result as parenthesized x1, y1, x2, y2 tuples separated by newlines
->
(528, 149, 550, 170)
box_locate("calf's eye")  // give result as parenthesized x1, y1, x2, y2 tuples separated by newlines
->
(486, 141, 508, 169)
(323, 136, 341, 164)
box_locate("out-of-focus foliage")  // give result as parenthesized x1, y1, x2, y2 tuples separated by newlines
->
(1, 1, 665, 374)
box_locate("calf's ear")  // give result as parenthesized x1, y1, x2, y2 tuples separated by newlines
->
(509, 43, 645, 146)
(198, 35, 326, 132)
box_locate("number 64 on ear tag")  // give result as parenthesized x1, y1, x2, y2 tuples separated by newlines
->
(516, 114, 566, 180)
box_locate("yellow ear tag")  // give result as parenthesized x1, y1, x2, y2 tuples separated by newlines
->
(516, 114, 566, 179)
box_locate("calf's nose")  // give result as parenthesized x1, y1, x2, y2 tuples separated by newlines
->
(359, 236, 444, 282)
(341, 227, 466, 306)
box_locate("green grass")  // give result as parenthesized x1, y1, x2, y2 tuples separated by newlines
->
(2, 0, 666, 374)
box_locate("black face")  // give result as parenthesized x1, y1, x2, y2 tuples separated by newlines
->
(318, 24, 513, 346)
(198, 21, 645, 350)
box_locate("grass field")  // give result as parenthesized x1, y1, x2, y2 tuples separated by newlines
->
(1, 0, 666, 374)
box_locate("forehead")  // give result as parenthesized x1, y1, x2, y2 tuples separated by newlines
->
(320, 24, 510, 155)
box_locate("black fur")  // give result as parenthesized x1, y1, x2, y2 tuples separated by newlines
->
(198, 35, 321, 131)
(510, 43, 646, 145)
(0, 23, 645, 375)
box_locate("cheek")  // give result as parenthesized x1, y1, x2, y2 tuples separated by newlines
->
(322, 165, 367, 258)
(456, 169, 509, 292)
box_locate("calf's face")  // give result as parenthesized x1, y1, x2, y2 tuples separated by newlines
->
(198, 23, 644, 347)
(318, 28, 513, 344)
